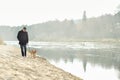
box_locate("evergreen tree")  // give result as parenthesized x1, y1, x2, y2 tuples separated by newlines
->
(82, 11, 87, 22)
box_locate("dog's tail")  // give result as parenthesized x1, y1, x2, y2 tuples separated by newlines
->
(27, 45, 36, 53)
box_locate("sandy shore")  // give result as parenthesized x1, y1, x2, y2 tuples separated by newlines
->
(0, 45, 82, 80)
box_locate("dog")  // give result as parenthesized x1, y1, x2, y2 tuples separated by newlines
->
(29, 49, 37, 58)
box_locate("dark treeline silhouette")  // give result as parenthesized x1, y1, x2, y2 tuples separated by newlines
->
(0, 11, 120, 41)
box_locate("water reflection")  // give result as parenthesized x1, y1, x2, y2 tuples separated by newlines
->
(37, 48, 120, 80)
(83, 56, 87, 72)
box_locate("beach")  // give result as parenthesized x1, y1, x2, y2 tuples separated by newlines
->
(0, 45, 82, 80)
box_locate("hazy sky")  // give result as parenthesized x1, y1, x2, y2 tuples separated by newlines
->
(0, 0, 120, 26)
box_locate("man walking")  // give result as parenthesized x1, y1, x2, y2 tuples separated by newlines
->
(17, 27, 29, 57)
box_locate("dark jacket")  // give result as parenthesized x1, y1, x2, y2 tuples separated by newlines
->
(17, 30, 29, 45)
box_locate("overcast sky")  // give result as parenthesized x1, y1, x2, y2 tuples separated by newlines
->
(0, 0, 120, 26)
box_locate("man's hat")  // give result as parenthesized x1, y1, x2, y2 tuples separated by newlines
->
(23, 27, 26, 30)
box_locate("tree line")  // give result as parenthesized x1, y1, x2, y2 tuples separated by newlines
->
(0, 11, 120, 41)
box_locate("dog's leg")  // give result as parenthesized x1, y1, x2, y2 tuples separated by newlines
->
(30, 51, 33, 58)
(33, 53, 36, 58)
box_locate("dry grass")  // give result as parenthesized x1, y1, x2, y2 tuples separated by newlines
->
(0, 39, 4, 45)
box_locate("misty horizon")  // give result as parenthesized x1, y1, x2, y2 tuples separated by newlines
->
(0, 0, 119, 26)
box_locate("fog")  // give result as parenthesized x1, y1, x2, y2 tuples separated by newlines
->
(0, 10, 120, 42)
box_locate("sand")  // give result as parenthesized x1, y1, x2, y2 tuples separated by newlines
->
(0, 45, 82, 80)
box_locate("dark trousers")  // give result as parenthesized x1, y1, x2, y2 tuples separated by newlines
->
(20, 45, 27, 57)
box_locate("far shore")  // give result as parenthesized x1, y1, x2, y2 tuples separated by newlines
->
(4, 38, 120, 43)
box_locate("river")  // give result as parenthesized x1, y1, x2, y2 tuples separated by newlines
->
(4, 41, 120, 80)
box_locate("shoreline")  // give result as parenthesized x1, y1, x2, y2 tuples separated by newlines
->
(0, 45, 82, 80)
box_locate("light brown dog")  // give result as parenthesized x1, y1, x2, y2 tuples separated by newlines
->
(29, 49, 37, 58)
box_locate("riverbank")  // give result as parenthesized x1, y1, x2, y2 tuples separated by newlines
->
(0, 45, 82, 80)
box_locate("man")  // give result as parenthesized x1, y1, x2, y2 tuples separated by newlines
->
(17, 27, 29, 57)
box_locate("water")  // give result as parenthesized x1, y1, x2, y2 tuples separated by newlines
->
(4, 41, 120, 80)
